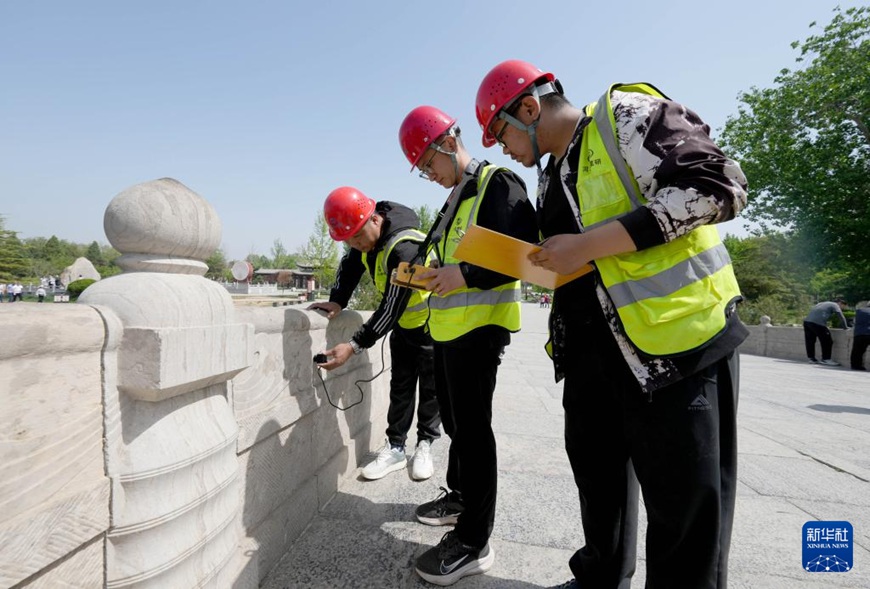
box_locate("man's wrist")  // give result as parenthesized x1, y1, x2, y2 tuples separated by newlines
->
(348, 339, 363, 355)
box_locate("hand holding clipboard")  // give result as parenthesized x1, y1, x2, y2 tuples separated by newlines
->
(453, 225, 593, 290)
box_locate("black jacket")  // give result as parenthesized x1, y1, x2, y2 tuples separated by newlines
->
(329, 201, 423, 348)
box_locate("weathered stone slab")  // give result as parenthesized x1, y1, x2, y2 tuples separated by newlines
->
(0, 305, 109, 587)
(241, 477, 319, 583)
(19, 536, 104, 589)
(237, 417, 316, 529)
(0, 479, 109, 588)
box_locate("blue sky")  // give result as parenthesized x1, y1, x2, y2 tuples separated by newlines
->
(1, 1, 861, 262)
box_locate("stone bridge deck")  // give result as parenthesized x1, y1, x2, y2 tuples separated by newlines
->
(262, 303, 870, 589)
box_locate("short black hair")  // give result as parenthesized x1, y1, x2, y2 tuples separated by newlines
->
(542, 92, 572, 109)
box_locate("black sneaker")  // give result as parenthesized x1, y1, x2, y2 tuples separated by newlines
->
(415, 487, 464, 526)
(415, 531, 494, 586)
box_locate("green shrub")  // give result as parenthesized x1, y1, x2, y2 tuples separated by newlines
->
(348, 272, 381, 311)
(739, 294, 809, 326)
(67, 278, 96, 299)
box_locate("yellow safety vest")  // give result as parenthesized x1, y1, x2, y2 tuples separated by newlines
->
(362, 229, 430, 329)
(427, 165, 522, 342)
(576, 83, 741, 356)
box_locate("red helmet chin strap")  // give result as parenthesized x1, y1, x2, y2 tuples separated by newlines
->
(398, 106, 456, 170)
(475, 59, 555, 148)
(497, 82, 558, 181)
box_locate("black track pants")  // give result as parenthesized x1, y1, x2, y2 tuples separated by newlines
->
(804, 321, 833, 360)
(385, 326, 440, 448)
(433, 339, 503, 549)
(564, 341, 739, 589)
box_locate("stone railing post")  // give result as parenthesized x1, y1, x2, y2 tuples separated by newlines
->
(79, 178, 254, 588)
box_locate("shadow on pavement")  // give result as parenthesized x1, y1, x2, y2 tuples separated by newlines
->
(807, 403, 870, 415)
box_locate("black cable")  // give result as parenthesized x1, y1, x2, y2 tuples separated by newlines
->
(313, 335, 389, 411)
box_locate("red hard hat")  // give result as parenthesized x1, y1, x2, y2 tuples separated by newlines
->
(398, 106, 456, 170)
(475, 60, 555, 147)
(323, 186, 376, 241)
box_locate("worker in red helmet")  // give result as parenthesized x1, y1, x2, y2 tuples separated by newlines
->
(398, 105, 539, 586)
(476, 60, 749, 589)
(309, 186, 441, 482)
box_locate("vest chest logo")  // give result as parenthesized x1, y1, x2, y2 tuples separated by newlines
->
(450, 216, 465, 244)
(582, 148, 603, 174)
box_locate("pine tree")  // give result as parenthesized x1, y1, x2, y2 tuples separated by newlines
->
(0, 223, 28, 281)
(85, 241, 105, 266)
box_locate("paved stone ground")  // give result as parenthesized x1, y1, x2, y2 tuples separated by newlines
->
(262, 303, 869, 588)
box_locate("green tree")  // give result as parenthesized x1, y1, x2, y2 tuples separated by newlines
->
(0, 231, 28, 281)
(348, 258, 382, 311)
(85, 240, 105, 266)
(39, 234, 79, 272)
(96, 245, 122, 279)
(297, 215, 339, 290)
(245, 252, 270, 270)
(270, 238, 297, 269)
(724, 233, 812, 324)
(809, 267, 852, 302)
(43, 235, 63, 259)
(414, 204, 436, 233)
(22, 237, 53, 277)
(205, 247, 229, 280)
(3, 222, 121, 282)
(719, 6, 870, 296)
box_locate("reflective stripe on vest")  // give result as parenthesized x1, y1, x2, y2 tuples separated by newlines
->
(576, 83, 741, 356)
(606, 242, 732, 309)
(361, 228, 430, 330)
(428, 287, 521, 310)
(427, 165, 522, 342)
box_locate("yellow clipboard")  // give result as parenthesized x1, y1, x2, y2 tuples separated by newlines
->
(390, 262, 432, 291)
(454, 225, 593, 290)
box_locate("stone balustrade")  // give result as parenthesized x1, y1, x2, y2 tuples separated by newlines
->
(0, 178, 389, 588)
(0, 304, 109, 589)
(741, 322, 857, 366)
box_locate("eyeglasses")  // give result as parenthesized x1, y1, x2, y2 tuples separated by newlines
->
(418, 138, 446, 179)
(494, 121, 511, 149)
(418, 150, 437, 179)
(494, 97, 526, 148)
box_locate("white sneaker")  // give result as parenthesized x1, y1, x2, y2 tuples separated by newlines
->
(819, 359, 841, 366)
(362, 440, 407, 480)
(411, 440, 434, 481)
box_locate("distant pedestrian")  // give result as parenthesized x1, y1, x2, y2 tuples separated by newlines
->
(36, 286, 47, 303)
(850, 301, 869, 371)
(804, 300, 849, 366)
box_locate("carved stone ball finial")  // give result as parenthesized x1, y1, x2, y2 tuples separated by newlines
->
(104, 178, 222, 275)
